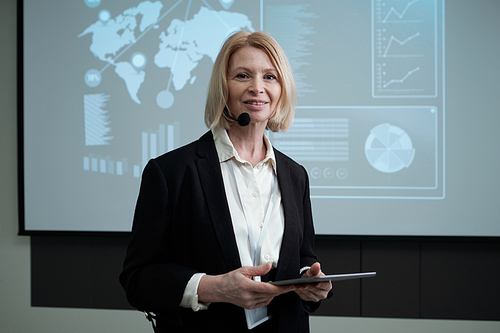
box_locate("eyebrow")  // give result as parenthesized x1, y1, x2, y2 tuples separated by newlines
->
(229, 66, 278, 74)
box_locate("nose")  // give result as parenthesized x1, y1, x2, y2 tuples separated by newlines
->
(248, 78, 264, 94)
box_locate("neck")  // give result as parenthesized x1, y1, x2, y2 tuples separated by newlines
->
(228, 124, 267, 167)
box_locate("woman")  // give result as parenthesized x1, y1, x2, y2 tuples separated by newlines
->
(120, 31, 332, 333)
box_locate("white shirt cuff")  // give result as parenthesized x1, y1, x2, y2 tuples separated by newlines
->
(300, 266, 311, 276)
(180, 273, 210, 312)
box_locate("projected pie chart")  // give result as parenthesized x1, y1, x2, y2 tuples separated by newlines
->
(365, 123, 415, 173)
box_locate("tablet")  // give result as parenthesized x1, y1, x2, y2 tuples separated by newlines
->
(269, 272, 376, 286)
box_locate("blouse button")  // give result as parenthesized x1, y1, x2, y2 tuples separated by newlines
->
(258, 221, 264, 228)
(252, 191, 258, 197)
(264, 254, 271, 260)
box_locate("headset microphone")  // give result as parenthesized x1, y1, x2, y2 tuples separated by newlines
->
(223, 109, 251, 126)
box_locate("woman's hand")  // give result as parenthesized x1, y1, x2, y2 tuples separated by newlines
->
(198, 262, 295, 309)
(294, 262, 332, 302)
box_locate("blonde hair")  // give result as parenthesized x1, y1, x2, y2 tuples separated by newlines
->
(204, 31, 296, 132)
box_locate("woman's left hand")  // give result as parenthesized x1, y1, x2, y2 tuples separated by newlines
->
(294, 262, 332, 302)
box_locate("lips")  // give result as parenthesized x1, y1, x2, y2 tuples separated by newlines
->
(243, 99, 269, 111)
(243, 100, 269, 112)
(243, 100, 268, 105)
(245, 101, 266, 105)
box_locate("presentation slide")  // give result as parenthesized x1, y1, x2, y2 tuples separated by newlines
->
(21, 0, 500, 236)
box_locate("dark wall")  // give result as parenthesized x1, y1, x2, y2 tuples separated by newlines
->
(31, 235, 500, 320)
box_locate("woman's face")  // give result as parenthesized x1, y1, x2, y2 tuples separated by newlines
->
(226, 46, 281, 126)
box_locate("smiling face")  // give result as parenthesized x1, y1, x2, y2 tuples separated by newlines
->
(226, 46, 282, 127)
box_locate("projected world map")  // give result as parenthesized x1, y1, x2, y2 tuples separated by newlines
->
(79, 1, 253, 107)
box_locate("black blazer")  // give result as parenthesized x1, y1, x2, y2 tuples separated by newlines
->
(120, 131, 320, 332)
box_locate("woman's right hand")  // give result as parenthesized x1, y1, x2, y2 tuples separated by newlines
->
(198, 262, 295, 309)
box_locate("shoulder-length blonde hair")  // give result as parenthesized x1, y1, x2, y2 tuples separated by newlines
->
(204, 31, 296, 133)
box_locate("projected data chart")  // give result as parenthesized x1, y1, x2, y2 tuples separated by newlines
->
(372, 0, 438, 97)
(265, 0, 444, 199)
(270, 106, 439, 199)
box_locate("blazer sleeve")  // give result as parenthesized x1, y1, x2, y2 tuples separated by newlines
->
(299, 164, 335, 312)
(119, 159, 197, 319)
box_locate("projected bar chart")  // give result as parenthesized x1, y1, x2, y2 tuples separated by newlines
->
(83, 122, 178, 178)
(83, 155, 128, 176)
(137, 122, 180, 177)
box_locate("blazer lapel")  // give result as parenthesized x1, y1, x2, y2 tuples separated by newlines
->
(195, 132, 242, 271)
(275, 153, 301, 280)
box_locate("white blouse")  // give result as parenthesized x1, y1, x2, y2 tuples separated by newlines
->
(179, 127, 285, 312)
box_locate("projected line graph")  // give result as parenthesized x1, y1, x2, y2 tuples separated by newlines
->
(372, 0, 439, 97)
(383, 67, 419, 88)
(382, 32, 421, 58)
(381, 0, 421, 23)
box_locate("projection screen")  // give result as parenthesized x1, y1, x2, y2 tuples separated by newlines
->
(20, 0, 500, 236)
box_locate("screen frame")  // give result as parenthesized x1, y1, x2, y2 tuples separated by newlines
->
(16, 0, 499, 240)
